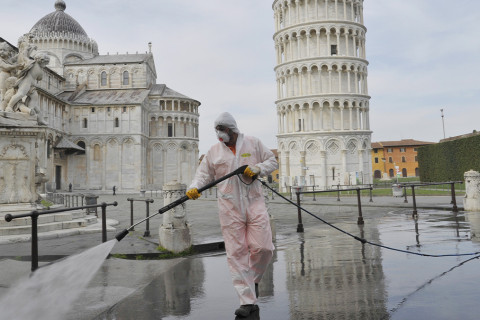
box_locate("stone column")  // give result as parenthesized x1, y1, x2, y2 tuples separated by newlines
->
(464, 170, 480, 211)
(159, 180, 191, 253)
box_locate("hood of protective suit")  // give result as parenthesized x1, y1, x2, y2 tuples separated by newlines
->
(214, 112, 240, 134)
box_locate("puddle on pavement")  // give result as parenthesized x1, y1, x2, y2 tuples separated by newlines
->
(95, 210, 480, 320)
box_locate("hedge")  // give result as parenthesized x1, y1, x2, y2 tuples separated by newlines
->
(418, 135, 480, 182)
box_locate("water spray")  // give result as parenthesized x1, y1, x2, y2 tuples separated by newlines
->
(115, 165, 249, 242)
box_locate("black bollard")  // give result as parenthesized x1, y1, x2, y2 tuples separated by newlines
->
(144, 199, 154, 237)
(31, 211, 39, 272)
(127, 198, 135, 231)
(101, 203, 107, 243)
(451, 183, 458, 213)
(411, 186, 418, 217)
(356, 189, 364, 225)
(296, 191, 304, 232)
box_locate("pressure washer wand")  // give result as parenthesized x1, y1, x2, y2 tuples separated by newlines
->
(115, 164, 249, 241)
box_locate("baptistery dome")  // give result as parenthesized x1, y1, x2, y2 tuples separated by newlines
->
(30, 1, 88, 39)
(24, 0, 98, 75)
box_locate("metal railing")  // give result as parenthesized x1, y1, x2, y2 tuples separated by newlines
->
(126, 198, 154, 237)
(4, 202, 118, 271)
(399, 181, 463, 216)
(289, 184, 373, 202)
(293, 186, 373, 231)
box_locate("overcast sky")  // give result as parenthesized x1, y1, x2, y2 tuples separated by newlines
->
(2, 0, 480, 155)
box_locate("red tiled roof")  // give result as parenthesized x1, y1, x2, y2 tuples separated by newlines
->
(372, 139, 435, 147)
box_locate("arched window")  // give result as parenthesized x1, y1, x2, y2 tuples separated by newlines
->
(77, 141, 86, 154)
(374, 170, 381, 179)
(402, 168, 407, 177)
(93, 144, 101, 161)
(83, 118, 88, 128)
(101, 71, 107, 86)
(115, 118, 119, 127)
(415, 168, 419, 177)
(389, 169, 394, 178)
(401, 156, 406, 163)
(47, 139, 52, 158)
(122, 71, 129, 85)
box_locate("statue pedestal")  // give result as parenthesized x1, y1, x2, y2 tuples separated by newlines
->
(0, 128, 45, 208)
(159, 228, 192, 253)
(464, 170, 480, 211)
(159, 180, 191, 253)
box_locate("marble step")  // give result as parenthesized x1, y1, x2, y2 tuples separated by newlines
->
(0, 212, 79, 227)
(0, 215, 97, 236)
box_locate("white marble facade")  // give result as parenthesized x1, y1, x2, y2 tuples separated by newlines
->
(273, 0, 372, 191)
(0, 1, 200, 194)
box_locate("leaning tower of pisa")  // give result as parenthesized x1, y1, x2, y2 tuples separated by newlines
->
(273, 0, 372, 191)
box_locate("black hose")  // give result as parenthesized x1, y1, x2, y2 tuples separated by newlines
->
(115, 165, 249, 241)
(259, 180, 480, 258)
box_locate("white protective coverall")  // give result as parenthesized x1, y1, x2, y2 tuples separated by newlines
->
(189, 113, 278, 305)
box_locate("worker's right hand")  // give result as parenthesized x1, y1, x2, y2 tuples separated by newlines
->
(186, 188, 201, 200)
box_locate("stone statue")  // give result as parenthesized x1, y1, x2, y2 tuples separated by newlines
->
(0, 35, 48, 125)
(16, 34, 37, 72)
(5, 53, 49, 114)
(0, 42, 19, 103)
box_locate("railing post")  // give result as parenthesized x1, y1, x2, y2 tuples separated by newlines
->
(101, 202, 107, 243)
(337, 184, 340, 201)
(369, 184, 373, 202)
(31, 211, 39, 272)
(313, 185, 316, 201)
(290, 186, 293, 200)
(144, 199, 153, 237)
(451, 183, 458, 213)
(403, 186, 408, 203)
(356, 189, 364, 225)
(411, 186, 418, 217)
(127, 198, 135, 231)
(296, 191, 304, 232)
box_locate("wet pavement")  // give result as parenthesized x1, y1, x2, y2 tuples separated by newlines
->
(1, 192, 480, 319)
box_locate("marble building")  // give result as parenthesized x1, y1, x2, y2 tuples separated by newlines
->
(272, 0, 372, 191)
(0, 0, 200, 196)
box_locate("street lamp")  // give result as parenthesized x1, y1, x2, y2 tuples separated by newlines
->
(440, 109, 446, 139)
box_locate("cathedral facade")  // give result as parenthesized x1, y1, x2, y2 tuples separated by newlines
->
(0, 1, 200, 194)
(272, 0, 372, 191)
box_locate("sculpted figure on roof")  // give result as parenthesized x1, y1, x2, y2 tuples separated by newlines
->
(0, 37, 48, 125)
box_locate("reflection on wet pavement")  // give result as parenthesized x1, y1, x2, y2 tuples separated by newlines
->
(96, 209, 480, 320)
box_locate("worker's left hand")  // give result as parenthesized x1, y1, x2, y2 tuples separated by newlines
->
(244, 165, 260, 178)
(186, 188, 201, 200)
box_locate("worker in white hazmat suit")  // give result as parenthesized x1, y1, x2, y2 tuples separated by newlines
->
(186, 112, 278, 317)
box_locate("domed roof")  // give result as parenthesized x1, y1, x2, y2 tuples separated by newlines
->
(30, 1, 88, 38)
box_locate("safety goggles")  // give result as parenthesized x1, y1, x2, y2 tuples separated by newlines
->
(215, 125, 228, 132)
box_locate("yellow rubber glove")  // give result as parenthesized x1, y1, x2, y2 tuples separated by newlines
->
(244, 165, 260, 178)
(186, 188, 201, 200)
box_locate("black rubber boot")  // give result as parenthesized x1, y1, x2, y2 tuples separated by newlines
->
(255, 283, 259, 298)
(234, 304, 258, 317)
